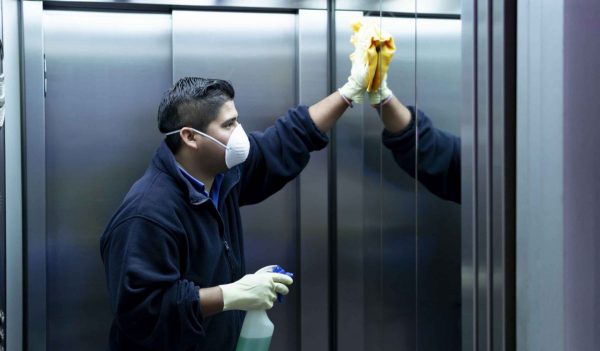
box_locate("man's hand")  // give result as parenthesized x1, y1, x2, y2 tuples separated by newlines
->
(219, 273, 293, 311)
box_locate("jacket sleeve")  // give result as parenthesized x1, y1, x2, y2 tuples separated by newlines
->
(382, 107, 462, 204)
(101, 216, 205, 350)
(238, 105, 329, 206)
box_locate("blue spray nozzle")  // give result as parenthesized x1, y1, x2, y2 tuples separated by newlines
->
(272, 265, 294, 303)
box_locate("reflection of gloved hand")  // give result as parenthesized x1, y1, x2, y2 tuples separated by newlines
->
(219, 273, 293, 311)
(339, 23, 370, 104)
(366, 27, 395, 93)
(340, 20, 396, 104)
(368, 74, 393, 105)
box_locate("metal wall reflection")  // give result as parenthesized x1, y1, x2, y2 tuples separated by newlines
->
(43, 10, 172, 350)
(415, 18, 462, 351)
(334, 9, 462, 351)
(378, 15, 419, 351)
(334, 10, 422, 351)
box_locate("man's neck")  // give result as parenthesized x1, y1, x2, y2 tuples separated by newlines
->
(175, 153, 216, 193)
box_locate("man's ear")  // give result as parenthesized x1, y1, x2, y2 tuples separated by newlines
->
(180, 128, 199, 150)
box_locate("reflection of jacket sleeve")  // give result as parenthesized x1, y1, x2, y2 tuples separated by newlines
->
(102, 217, 205, 350)
(238, 105, 329, 206)
(382, 107, 461, 204)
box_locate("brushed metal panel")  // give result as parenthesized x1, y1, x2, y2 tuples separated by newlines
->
(415, 18, 462, 351)
(4, 1, 25, 350)
(516, 1, 565, 350)
(22, 2, 47, 350)
(491, 1, 516, 350)
(36, 0, 327, 10)
(336, 0, 460, 15)
(0, 4, 5, 348)
(0, 5, 5, 348)
(298, 9, 329, 351)
(43, 10, 172, 350)
(334, 12, 367, 351)
(461, 0, 477, 350)
(475, 1, 492, 349)
(336, 11, 419, 351)
(172, 10, 299, 350)
(377, 15, 419, 351)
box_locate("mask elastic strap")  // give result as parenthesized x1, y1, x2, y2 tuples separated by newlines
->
(164, 127, 229, 150)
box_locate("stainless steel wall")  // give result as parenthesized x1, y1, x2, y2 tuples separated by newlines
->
(335, 11, 420, 351)
(0, 6, 6, 351)
(334, 10, 462, 351)
(415, 17, 462, 351)
(43, 10, 172, 349)
(22, 2, 464, 351)
(3, 1, 25, 350)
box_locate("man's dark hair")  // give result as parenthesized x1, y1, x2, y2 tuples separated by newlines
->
(158, 77, 235, 152)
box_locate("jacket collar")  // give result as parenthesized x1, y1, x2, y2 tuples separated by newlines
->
(152, 141, 240, 205)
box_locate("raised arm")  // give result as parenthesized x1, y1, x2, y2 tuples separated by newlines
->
(308, 91, 351, 133)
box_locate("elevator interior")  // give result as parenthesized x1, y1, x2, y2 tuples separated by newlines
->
(16, 0, 465, 350)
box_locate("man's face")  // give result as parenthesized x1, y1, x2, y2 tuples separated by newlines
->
(196, 100, 239, 172)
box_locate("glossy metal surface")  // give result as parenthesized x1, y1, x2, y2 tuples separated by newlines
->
(297, 9, 330, 351)
(335, 9, 423, 350)
(461, 1, 517, 350)
(516, 1, 564, 350)
(337, 0, 460, 15)
(377, 15, 419, 351)
(415, 17, 462, 351)
(491, 1, 516, 350)
(0, 6, 5, 351)
(461, 0, 477, 349)
(475, 1, 492, 348)
(3, 1, 24, 350)
(334, 11, 368, 350)
(40, 0, 327, 10)
(42, 10, 172, 350)
(22, 2, 47, 350)
(172, 10, 299, 350)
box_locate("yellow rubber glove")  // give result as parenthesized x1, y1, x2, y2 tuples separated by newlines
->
(219, 273, 293, 311)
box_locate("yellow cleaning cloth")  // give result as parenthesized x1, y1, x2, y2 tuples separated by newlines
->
(350, 20, 396, 92)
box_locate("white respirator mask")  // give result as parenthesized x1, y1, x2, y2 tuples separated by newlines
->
(166, 124, 250, 169)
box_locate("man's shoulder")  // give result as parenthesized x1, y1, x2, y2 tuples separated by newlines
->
(112, 169, 185, 227)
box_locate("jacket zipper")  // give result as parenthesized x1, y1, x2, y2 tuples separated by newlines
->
(194, 193, 238, 282)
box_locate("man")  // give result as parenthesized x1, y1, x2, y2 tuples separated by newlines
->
(99, 30, 377, 349)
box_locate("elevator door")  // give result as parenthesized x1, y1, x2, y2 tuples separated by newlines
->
(43, 11, 172, 350)
(172, 11, 300, 349)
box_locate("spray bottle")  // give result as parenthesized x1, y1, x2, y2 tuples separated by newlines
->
(235, 266, 293, 351)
